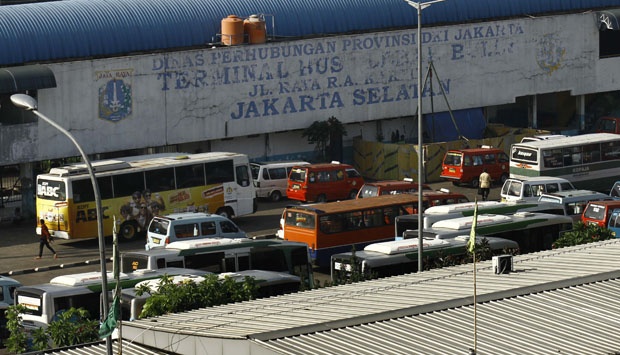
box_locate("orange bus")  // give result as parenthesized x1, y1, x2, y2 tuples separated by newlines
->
(281, 194, 418, 268)
(356, 179, 432, 198)
(286, 162, 364, 203)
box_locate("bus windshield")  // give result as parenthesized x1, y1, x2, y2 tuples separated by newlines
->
(36, 179, 66, 202)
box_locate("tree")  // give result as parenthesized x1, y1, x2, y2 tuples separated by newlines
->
(552, 222, 614, 248)
(5, 305, 98, 353)
(135, 274, 259, 318)
(302, 116, 347, 162)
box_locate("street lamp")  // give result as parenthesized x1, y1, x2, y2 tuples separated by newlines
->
(403, 0, 444, 272)
(10, 94, 112, 353)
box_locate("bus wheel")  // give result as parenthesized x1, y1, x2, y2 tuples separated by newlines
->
(269, 190, 282, 202)
(452, 181, 460, 187)
(119, 221, 139, 242)
(348, 190, 358, 199)
(500, 173, 509, 185)
(316, 194, 327, 203)
(216, 207, 232, 219)
(471, 179, 479, 189)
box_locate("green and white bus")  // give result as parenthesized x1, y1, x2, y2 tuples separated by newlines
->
(398, 211, 573, 254)
(331, 235, 519, 281)
(395, 200, 566, 237)
(509, 133, 620, 192)
(14, 268, 208, 330)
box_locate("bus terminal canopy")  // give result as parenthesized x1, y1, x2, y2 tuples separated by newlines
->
(0, 65, 56, 94)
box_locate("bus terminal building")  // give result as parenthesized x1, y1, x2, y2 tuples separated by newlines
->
(2, 0, 620, 219)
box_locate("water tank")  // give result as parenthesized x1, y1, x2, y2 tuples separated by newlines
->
(221, 15, 244, 46)
(244, 14, 266, 44)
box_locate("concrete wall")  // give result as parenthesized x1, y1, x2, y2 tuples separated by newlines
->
(1, 12, 617, 165)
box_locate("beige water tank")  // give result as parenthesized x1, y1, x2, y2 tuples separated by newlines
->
(221, 15, 244, 46)
(243, 14, 266, 44)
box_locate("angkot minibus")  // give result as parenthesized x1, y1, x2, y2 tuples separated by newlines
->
(286, 162, 365, 203)
(355, 179, 432, 198)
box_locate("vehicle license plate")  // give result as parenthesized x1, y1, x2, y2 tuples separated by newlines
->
(152, 237, 161, 244)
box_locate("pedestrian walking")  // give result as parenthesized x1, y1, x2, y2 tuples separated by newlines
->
(36, 219, 57, 260)
(479, 168, 492, 201)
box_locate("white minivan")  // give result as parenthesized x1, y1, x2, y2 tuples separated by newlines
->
(251, 160, 309, 202)
(146, 212, 247, 250)
(500, 176, 576, 202)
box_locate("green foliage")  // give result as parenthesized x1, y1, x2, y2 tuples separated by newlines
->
(5, 305, 98, 353)
(553, 222, 614, 248)
(302, 116, 347, 162)
(5, 305, 28, 354)
(46, 308, 98, 348)
(136, 274, 260, 319)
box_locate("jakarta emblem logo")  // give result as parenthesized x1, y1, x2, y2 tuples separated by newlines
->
(99, 79, 132, 122)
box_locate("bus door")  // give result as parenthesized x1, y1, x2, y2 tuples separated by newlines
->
(223, 163, 255, 217)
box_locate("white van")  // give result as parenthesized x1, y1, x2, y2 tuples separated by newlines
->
(500, 176, 576, 202)
(146, 212, 247, 250)
(251, 160, 309, 201)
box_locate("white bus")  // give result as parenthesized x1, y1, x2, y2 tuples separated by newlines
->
(35, 152, 257, 241)
(394, 200, 567, 237)
(398, 212, 573, 254)
(331, 235, 519, 281)
(509, 133, 620, 192)
(14, 268, 208, 330)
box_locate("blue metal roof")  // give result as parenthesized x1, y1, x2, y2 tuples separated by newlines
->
(1, 0, 620, 67)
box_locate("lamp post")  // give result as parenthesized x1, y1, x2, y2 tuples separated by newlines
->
(10, 94, 112, 353)
(403, 0, 444, 272)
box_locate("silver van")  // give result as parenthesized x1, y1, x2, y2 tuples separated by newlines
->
(251, 160, 309, 201)
(146, 212, 247, 250)
(500, 176, 576, 202)
(538, 190, 613, 222)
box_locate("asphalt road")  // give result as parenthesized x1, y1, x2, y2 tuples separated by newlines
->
(0, 180, 499, 287)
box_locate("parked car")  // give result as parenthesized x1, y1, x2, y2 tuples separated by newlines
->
(146, 212, 247, 250)
(251, 160, 309, 202)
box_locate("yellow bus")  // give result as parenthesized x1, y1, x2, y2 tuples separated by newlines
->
(35, 152, 256, 241)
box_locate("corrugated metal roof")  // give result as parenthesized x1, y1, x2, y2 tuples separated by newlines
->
(40, 339, 175, 354)
(1, 0, 620, 67)
(122, 239, 620, 354)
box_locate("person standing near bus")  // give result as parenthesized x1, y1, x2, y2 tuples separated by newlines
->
(36, 219, 57, 260)
(479, 168, 492, 201)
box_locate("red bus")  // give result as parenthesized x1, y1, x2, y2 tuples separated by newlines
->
(281, 194, 418, 268)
